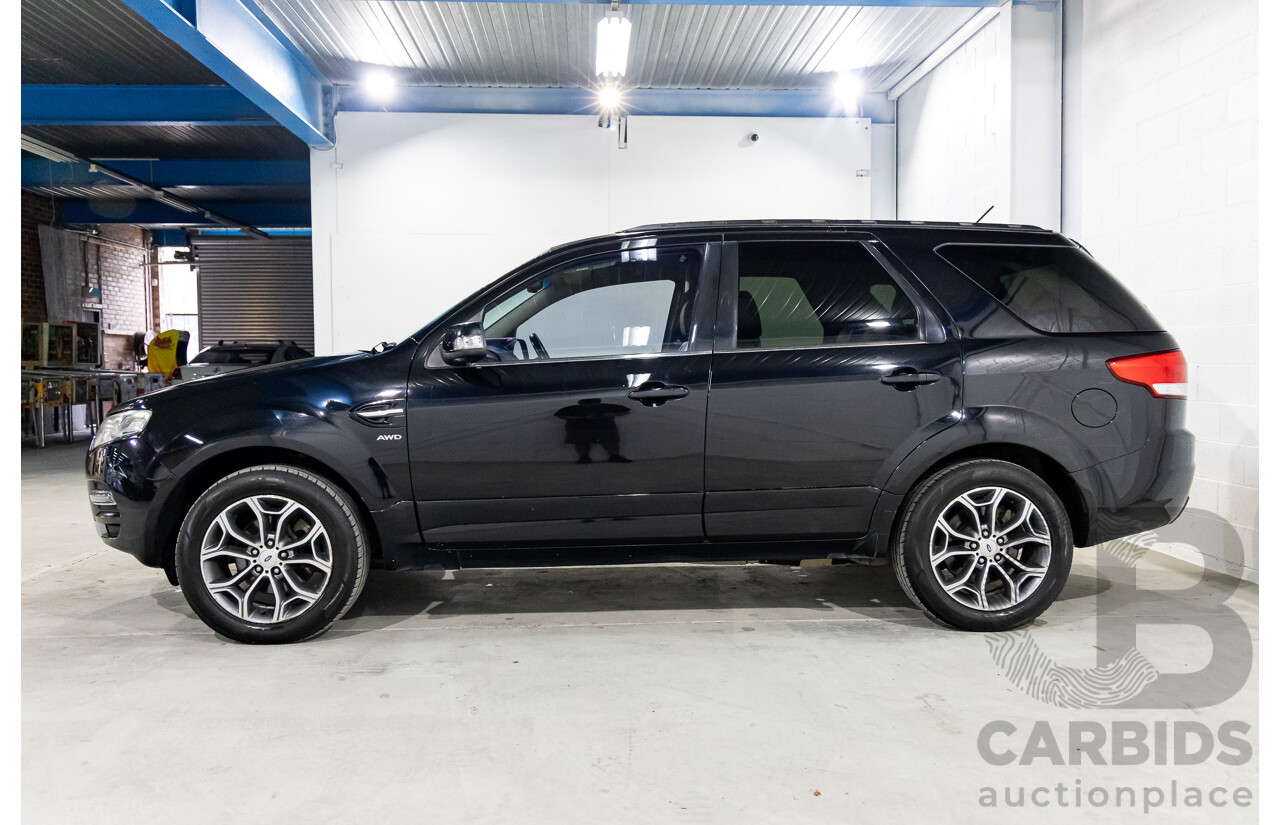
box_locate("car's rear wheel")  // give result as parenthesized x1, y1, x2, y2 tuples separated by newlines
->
(175, 465, 368, 643)
(892, 459, 1073, 631)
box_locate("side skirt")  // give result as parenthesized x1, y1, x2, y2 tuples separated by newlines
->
(379, 535, 886, 571)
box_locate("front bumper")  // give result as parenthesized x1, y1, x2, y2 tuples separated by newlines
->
(85, 438, 179, 569)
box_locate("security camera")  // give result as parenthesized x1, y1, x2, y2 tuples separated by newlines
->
(749, 132, 760, 142)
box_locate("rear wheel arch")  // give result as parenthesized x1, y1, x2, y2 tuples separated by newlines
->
(889, 443, 1092, 549)
(155, 446, 380, 585)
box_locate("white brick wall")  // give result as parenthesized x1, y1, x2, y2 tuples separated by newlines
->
(897, 17, 1009, 223)
(1063, 0, 1259, 580)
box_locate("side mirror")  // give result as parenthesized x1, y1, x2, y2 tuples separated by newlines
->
(440, 322, 488, 366)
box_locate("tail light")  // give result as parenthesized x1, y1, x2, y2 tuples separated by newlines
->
(1106, 349, 1187, 399)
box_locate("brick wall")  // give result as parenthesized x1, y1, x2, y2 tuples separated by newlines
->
(94, 224, 151, 334)
(20, 190, 155, 369)
(21, 191, 54, 323)
(1063, 0, 1258, 579)
(93, 224, 154, 370)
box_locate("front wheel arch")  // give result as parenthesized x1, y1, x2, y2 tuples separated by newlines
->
(155, 446, 380, 585)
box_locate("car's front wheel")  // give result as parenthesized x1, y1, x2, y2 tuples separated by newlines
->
(891, 459, 1073, 631)
(175, 465, 369, 643)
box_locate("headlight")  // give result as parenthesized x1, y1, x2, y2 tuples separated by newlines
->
(90, 409, 152, 450)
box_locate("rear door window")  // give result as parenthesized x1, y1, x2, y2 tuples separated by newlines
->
(734, 242, 919, 349)
(936, 244, 1161, 334)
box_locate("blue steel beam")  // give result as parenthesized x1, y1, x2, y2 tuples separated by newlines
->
(119, 0, 332, 147)
(151, 228, 312, 244)
(151, 228, 192, 246)
(22, 85, 273, 126)
(197, 227, 312, 236)
(59, 199, 310, 227)
(22, 157, 310, 188)
(338, 86, 896, 123)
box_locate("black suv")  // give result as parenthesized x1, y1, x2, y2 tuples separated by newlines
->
(86, 221, 1193, 643)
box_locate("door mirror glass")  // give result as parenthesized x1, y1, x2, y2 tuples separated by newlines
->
(440, 322, 488, 366)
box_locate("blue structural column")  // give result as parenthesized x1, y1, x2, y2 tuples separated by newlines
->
(119, 0, 333, 147)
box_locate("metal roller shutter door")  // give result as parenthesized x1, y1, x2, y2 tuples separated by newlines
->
(192, 236, 314, 353)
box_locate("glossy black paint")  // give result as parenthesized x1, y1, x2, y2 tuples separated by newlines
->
(86, 220, 1193, 579)
(406, 236, 722, 548)
(704, 236, 963, 540)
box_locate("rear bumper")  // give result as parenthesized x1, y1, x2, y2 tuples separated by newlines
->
(1072, 429, 1195, 545)
(85, 438, 179, 569)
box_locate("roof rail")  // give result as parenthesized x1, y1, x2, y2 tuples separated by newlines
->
(620, 218, 1048, 234)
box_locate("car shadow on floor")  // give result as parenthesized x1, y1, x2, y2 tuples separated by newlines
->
(331, 562, 1112, 631)
(147, 562, 1111, 639)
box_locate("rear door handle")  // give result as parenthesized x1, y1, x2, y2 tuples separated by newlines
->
(627, 382, 690, 406)
(880, 370, 943, 388)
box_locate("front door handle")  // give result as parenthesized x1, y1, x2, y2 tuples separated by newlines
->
(880, 369, 943, 388)
(627, 382, 690, 407)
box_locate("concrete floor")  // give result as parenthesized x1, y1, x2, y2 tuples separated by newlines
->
(24, 440, 1258, 824)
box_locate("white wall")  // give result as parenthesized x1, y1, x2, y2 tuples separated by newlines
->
(869, 123, 897, 219)
(897, 16, 1010, 223)
(896, 3, 1061, 229)
(1063, 0, 1259, 580)
(312, 112, 874, 355)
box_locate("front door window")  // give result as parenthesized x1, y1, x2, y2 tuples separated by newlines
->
(482, 247, 704, 362)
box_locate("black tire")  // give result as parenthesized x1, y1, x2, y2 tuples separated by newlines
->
(892, 459, 1073, 631)
(175, 465, 369, 644)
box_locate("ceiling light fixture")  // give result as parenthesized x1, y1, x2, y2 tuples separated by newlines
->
(21, 135, 79, 164)
(598, 86, 623, 111)
(833, 72, 864, 113)
(597, 85, 627, 147)
(596, 7, 632, 77)
(363, 70, 397, 103)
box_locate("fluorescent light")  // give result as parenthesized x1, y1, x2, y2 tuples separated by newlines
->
(363, 70, 397, 102)
(21, 135, 79, 164)
(833, 72, 864, 110)
(596, 12, 631, 77)
(598, 86, 622, 110)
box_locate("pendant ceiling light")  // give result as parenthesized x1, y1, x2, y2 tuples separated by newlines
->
(596, 9, 632, 78)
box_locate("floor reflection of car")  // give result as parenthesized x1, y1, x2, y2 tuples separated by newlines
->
(181, 341, 313, 380)
(86, 220, 1194, 643)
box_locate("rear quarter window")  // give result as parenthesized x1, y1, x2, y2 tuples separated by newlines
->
(936, 244, 1161, 334)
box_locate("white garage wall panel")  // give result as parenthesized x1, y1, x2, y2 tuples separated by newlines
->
(1063, 0, 1259, 580)
(896, 3, 1061, 229)
(897, 16, 1009, 223)
(312, 112, 873, 354)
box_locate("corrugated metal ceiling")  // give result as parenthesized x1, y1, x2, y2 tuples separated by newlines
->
(252, 1, 978, 91)
(21, 0, 226, 85)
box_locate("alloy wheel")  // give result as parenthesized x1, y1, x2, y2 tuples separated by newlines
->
(199, 495, 333, 624)
(928, 486, 1052, 611)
